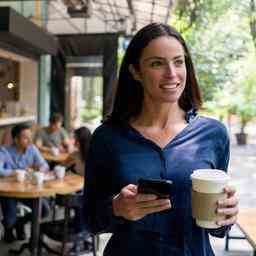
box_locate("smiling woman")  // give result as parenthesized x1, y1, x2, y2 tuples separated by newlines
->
(84, 23, 239, 256)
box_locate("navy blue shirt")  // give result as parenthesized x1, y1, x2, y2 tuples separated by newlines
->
(84, 113, 231, 256)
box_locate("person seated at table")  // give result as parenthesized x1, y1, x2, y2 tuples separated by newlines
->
(64, 127, 91, 229)
(34, 112, 72, 154)
(65, 126, 91, 176)
(63, 126, 92, 251)
(0, 123, 50, 243)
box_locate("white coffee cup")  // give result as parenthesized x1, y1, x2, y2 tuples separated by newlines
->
(191, 169, 230, 228)
(32, 172, 44, 186)
(51, 147, 60, 156)
(16, 169, 26, 182)
(54, 165, 66, 179)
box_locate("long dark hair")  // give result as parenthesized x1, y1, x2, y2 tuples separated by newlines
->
(108, 22, 202, 125)
(74, 126, 91, 162)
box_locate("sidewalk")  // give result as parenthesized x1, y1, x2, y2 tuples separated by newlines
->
(210, 141, 256, 256)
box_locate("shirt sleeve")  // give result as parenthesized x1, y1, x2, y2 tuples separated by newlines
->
(31, 145, 49, 171)
(83, 129, 124, 234)
(0, 147, 14, 176)
(208, 126, 231, 238)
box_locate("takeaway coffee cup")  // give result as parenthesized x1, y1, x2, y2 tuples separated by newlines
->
(191, 169, 230, 229)
(32, 172, 44, 187)
(16, 169, 26, 182)
(54, 165, 66, 179)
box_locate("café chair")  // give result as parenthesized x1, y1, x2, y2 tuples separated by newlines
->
(39, 193, 98, 256)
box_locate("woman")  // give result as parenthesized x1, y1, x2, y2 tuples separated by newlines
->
(64, 126, 91, 232)
(65, 126, 91, 176)
(84, 23, 238, 256)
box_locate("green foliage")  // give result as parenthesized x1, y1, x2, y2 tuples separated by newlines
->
(229, 57, 256, 133)
(172, 0, 255, 103)
(173, 0, 235, 34)
(81, 108, 101, 122)
(172, 0, 256, 137)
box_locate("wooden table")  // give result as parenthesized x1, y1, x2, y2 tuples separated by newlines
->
(0, 173, 84, 256)
(41, 151, 70, 164)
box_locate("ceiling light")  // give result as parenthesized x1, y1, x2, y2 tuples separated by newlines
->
(7, 82, 14, 89)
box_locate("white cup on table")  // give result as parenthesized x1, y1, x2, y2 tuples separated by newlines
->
(16, 169, 26, 182)
(32, 172, 44, 187)
(54, 165, 66, 179)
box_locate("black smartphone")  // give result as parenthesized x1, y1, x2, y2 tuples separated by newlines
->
(137, 178, 173, 199)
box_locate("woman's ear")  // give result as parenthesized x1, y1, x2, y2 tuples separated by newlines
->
(129, 64, 141, 82)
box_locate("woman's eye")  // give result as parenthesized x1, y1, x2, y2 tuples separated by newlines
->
(174, 59, 184, 66)
(151, 61, 163, 67)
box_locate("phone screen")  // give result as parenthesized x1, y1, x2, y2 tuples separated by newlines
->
(137, 178, 172, 198)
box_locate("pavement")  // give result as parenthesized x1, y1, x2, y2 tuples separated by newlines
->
(210, 140, 256, 256)
(0, 136, 256, 255)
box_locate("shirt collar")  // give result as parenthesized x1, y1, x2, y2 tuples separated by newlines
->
(185, 108, 198, 123)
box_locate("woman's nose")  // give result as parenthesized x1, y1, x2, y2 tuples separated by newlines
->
(164, 63, 177, 77)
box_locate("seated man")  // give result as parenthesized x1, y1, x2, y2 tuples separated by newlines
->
(34, 113, 72, 153)
(0, 123, 50, 243)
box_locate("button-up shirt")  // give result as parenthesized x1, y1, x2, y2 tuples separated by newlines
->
(0, 144, 49, 176)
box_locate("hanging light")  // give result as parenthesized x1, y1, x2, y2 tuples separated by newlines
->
(6, 82, 15, 89)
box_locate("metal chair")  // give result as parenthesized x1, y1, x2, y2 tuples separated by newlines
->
(39, 193, 98, 256)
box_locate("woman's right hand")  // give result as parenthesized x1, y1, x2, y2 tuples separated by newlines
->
(112, 184, 171, 221)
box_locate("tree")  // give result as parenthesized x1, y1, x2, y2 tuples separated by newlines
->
(249, 0, 256, 48)
(172, 0, 254, 102)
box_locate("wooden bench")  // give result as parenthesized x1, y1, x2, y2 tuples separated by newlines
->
(225, 208, 256, 256)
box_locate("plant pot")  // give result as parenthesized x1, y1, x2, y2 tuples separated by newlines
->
(235, 133, 248, 145)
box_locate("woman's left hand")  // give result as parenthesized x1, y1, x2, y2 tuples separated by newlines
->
(216, 186, 239, 227)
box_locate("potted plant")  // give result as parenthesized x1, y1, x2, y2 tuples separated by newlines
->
(229, 100, 256, 145)
(229, 58, 256, 145)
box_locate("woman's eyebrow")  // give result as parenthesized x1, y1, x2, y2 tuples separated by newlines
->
(143, 55, 184, 62)
(143, 56, 165, 62)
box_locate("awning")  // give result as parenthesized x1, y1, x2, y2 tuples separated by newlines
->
(46, 0, 173, 35)
(0, 7, 57, 59)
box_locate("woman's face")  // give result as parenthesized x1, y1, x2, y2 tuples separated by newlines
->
(131, 36, 187, 105)
(74, 136, 80, 149)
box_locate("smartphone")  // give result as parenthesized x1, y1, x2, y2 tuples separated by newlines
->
(137, 178, 173, 199)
